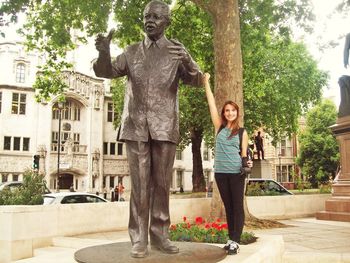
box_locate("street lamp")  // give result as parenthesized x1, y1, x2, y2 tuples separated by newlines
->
(57, 102, 64, 192)
(278, 153, 282, 182)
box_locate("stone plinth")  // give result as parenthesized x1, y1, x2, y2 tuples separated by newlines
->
(316, 115, 350, 222)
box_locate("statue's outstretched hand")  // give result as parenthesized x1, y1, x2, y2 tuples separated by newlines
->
(168, 39, 191, 64)
(95, 28, 115, 53)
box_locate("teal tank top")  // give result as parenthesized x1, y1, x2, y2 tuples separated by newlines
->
(214, 127, 242, 174)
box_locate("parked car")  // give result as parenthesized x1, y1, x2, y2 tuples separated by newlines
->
(246, 178, 293, 196)
(0, 181, 23, 192)
(42, 192, 108, 205)
(0, 181, 51, 194)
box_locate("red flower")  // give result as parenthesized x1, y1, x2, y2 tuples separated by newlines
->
(205, 224, 211, 229)
(211, 222, 219, 229)
(221, 223, 228, 229)
(187, 222, 191, 229)
(216, 218, 221, 223)
(183, 216, 187, 222)
(170, 224, 177, 230)
(195, 217, 203, 225)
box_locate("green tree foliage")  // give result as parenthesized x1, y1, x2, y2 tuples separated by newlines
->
(0, 170, 47, 205)
(0, 0, 328, 191)
(296, 100, 340, 187)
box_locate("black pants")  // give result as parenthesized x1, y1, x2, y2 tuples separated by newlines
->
(215, 173, 245, 243)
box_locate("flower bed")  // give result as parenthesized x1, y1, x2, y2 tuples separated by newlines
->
(170, 216, 257, 245)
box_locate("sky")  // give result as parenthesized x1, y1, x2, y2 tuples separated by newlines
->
(297, 0, 350, 107)
(1, 0, 349, 106)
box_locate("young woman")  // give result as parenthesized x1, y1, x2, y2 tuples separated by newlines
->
(203, 73, 252, 255)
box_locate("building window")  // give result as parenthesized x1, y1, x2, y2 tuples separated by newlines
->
(2, 174, 8, 183)
(176, 148, 182, 160)
(12, 174, 19, 181)
(52, 101, 81, 121)
(276, 164, 294, 182)
(0, 92, 2, 113)
(12, 93, 26, 115)
(277, 138, 293, 157)
(13, 137, 21, 151)
(23, 137, 30, 151)
(109, 176, 115, 188)
(73, 133, 80, 152)
(74, 107, 80, 121)
(107, 102, 115, 122)
(176, 170, 183, 188)
(4, 136, 11, 150)
(117, 143, 123, 155)
(15, 63, 26, 83)
(110, 142, 116, 155)
(103, 142, 108, 155)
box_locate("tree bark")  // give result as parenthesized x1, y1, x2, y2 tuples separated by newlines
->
(191, 128, 207, 192)
(199, 0, 245, 221)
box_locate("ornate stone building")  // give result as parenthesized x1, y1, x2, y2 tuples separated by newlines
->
(0, 41, 129, 194)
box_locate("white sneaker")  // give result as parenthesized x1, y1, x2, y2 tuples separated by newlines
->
(223, 239, 234, 250)
(227, 241, 240, 255)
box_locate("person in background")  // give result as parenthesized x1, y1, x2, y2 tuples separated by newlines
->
(118, 182, 125, 201)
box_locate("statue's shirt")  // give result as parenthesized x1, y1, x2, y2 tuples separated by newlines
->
(99, 36, 202, 143)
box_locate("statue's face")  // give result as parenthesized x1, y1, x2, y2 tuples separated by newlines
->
(143, 3, 169, 41)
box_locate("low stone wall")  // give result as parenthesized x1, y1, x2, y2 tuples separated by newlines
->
(247, 194, 330, 219)
(0, 194, 329, 262)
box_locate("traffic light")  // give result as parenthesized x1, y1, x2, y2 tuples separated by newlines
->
(33, 155, 40, 169)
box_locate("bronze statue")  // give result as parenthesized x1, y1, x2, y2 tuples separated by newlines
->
(93, 0, 203, 258)
(338, 33, 350, 118)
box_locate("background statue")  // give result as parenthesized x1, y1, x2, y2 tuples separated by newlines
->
(254, 131, 264, 160)
(338, 33, 350, 118)
(93, 0, 203, 258)
(343, 33, 350, 68)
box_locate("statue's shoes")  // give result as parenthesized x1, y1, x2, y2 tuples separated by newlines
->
(130, 243, 148, 258)
(151, 239, 179, 254)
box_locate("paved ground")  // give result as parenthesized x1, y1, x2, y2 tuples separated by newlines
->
(254, 218, 350, 253)
(14, 217, 350, 263)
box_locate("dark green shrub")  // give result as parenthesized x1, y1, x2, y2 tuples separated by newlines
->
(0, 169, 47, 205)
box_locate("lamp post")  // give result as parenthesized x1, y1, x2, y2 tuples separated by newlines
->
(57, 102, 64, 192)
(278, 153, 282, 182)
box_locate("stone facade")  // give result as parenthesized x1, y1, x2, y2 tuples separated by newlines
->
(0, 41, 129, 194)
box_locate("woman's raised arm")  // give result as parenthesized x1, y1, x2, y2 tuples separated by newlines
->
(203, 73, 221, 133)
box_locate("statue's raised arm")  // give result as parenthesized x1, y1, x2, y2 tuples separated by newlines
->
(93, 29, 115, 78)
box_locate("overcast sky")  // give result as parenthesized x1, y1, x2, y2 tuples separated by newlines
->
(299, 0, 350, 106)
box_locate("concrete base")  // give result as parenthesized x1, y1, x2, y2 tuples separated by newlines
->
(250, 160, 272, 179)
(317, 112, 350, 222)
(74, 242, 227, 263)
(316, 197, 350, 222)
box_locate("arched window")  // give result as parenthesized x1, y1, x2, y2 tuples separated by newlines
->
(52, 100, 81, 121)
(15, 63, 26, 83)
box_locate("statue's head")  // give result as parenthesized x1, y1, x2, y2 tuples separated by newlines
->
(143, 1, 170, 41)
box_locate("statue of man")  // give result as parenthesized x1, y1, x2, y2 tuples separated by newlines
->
(339, 33, 350, 117)
(93, 0, 203, 258)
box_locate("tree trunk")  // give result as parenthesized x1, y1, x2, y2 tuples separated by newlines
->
(203, 0, 246, 221)
(193, 0, 277, 227)
(191, 128, 207, 192)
